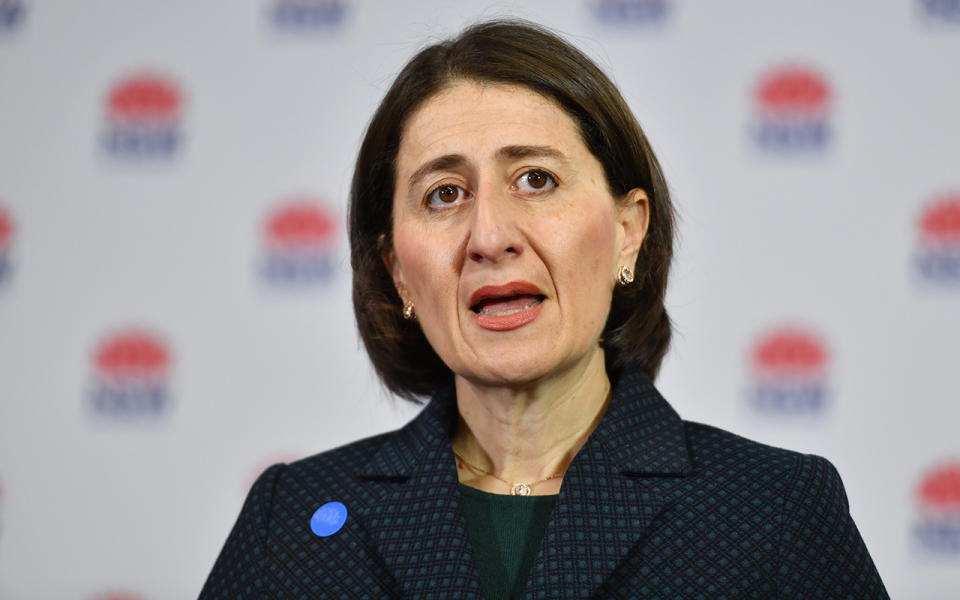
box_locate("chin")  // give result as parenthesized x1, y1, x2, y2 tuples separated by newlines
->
(462, 365, 539, 388)
(455, 351, 584, 391)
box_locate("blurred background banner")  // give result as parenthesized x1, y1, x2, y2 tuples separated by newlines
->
(0, 0, 958, 597)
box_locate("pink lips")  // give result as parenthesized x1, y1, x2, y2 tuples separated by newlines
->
(469, 281, 545, 331)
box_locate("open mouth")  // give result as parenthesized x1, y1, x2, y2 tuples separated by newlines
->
(470, 294, 545, 317)
(468, 282, 546, 331)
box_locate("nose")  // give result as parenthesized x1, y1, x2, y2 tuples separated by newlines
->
(465, 186, 523, 264)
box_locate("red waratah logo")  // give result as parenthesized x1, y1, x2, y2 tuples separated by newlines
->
(108, 75, 181, 123)
(0, 206, 14, 284)
(88, 329, 172, 418)
(95, 331, 169, 379)
(270, 0, 346, 29)
(102, 73, 183, 158)
(747, 327, 829, 414)
(919, 194, 960, 245)
(914, 461, 960, 554)
(0, 206, 12, 247)
(755, 67, 830, 116)
(751, 328, 827, 376)
(261, 199, 338, 284)
(915, 192, 960, 283)
(750, 65, 832, 151)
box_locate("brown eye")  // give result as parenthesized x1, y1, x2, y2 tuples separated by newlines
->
(438, 185, 459, 203)
(526, 170, 546, 189)
(426, 184, 467, 208)
(516, 169, 557, 194)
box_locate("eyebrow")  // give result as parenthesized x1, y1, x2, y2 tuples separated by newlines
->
(494, 144, 566, 162)
(407, 154, 467, 191)
(406, 145, 568, 191)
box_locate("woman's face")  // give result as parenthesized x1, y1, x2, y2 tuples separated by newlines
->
(386, 81, 647, 388)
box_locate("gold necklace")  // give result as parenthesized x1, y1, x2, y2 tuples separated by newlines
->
(452, 449, 565, 496)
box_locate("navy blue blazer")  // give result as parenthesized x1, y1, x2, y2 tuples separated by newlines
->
(200, 370, 888, 599)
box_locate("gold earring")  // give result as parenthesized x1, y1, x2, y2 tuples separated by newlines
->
(402, 300, 416, 320)
(617, 265, 634, 286)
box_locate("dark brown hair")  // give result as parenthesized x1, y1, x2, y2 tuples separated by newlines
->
(349, 20, 675, 402)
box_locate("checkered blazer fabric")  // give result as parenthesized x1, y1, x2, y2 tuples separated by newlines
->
(199, 370, 888, 599)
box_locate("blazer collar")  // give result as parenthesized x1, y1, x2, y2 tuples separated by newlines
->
(355, 369, 693, 599)
(589, 369, 693, 476)
(360, 369, 692, 480)
(357, 383, 456, 480)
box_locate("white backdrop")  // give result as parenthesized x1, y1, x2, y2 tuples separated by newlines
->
(1, 1, 959, 598)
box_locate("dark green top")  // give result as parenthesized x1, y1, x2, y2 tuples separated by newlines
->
(459, 484, 559, 600)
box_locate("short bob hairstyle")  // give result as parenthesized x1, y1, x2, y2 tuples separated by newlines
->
(350, 20, 675, 402)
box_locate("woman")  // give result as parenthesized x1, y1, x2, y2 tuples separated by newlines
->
(201, 21, 887, 599)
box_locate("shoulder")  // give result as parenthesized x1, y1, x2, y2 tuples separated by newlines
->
(682, 420, 834, 475)
(677, 420, 847, 512)
(248, 427, 407, 512)
(677, 424, 888, 596)
(201, 428, 416, 598)
(289, 428, 399, 477)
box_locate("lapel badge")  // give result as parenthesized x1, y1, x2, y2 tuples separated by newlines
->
(310, 501, 348, 537)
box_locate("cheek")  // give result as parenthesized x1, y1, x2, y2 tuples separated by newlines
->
(394, 239, 430, 296)
(545, 200, 618, 317)
(574, 212, 618, 323)
(573, 209, 619, 276)
(393, 227, 454, 313)
(577, 216, 618, 330)
(392, 231, 463, 361)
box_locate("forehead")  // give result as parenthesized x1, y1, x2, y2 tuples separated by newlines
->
(396, 81, 586, 169)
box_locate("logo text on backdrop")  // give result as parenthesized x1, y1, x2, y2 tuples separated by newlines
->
(747, 327, 830, 415)
(915, 193, 960, 285)
(750, 66, 832, 153)
(269, 0, 346, 29)
(914, 461, 960, 555)
(919, 0, 960, 22)
(102, 74, 183, 159)
(0, 0, 25, 33)
(88, 329, 173, 420)
(590, 0, 669, 25)
(260, 199, 339, 286)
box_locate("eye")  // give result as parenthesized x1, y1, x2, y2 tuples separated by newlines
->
(515, 169, 557, 194)
(425, 184, 469, 208)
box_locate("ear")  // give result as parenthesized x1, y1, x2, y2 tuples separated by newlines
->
(616, 188, 650, 267)
(379, 240, 408, 301)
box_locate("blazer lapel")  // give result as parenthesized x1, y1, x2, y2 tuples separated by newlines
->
(523, 370, 693, 599)
(353, 386, 486, 599)
(352, 370, 692, 600)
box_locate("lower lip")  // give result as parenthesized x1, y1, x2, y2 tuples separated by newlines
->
(472, 301, 543, 331)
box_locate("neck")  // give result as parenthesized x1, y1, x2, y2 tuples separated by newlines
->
(451, 346, 611, 495)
